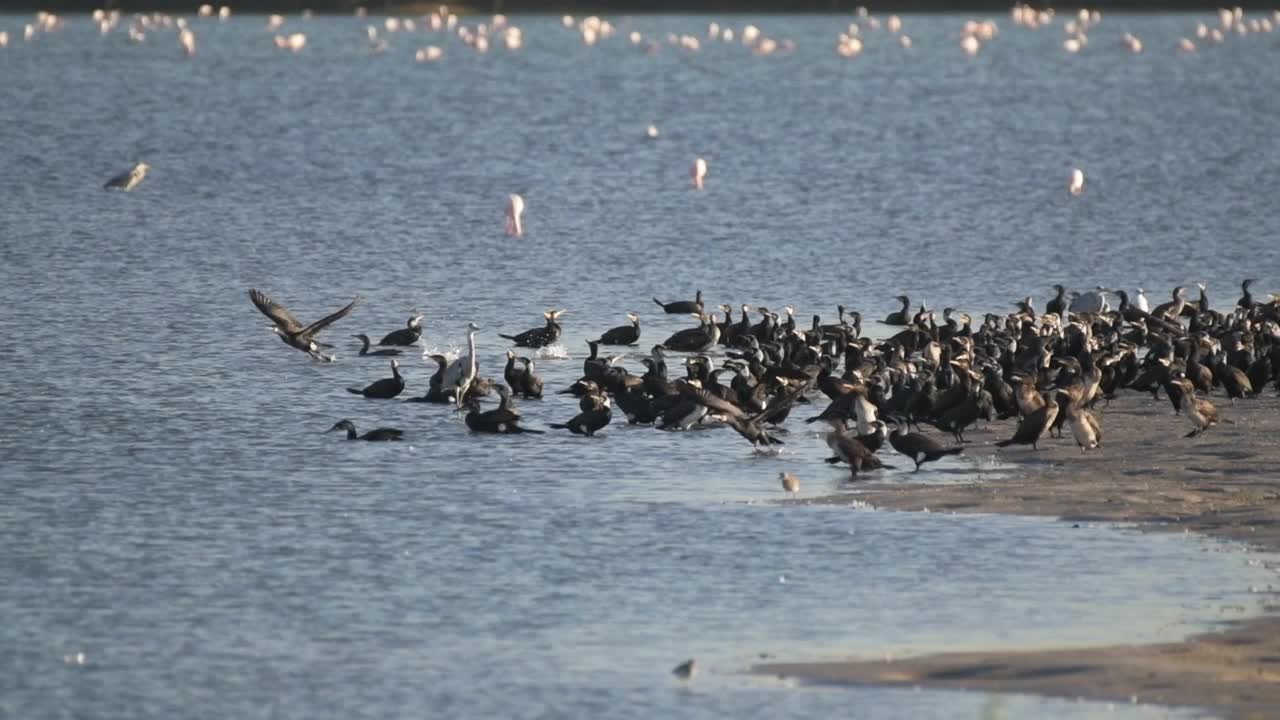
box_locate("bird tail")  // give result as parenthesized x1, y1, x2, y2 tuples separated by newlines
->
(994, 439, 1015, 447)
(944, 447, 964, 456)
(498, 334, 517, 341)
(549, 423, 569, 429)
(514, 427, 545, 434)
(346, 388, 363, 395)
(653, 297, 665, 308)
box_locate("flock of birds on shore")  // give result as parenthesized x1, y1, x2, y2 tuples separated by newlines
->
(248, 279, 1280, 492)
(7, 4, 1279, 64)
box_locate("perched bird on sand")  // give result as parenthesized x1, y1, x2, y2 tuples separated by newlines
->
(779, 472, 799, 494)
(103, 162, 149, 191)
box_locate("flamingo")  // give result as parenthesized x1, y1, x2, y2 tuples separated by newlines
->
(1069, 168, 1085, 196)
(505, 194, 525, 236)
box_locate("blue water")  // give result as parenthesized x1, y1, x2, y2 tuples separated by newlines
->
(2, 10, 1279, 719)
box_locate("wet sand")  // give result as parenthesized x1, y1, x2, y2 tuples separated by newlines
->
(760, 392, 1280, 719)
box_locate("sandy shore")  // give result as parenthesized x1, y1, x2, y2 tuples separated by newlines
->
(759, 392, 1280, 719)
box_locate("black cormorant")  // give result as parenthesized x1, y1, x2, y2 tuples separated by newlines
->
(653, 290, 704, 315)
(328, 420, 404, 441)
(347, 359, 405, 399)
(597, 313, 641, 346)
(500, 310, 564, 348)
(354, 334, 402, 357)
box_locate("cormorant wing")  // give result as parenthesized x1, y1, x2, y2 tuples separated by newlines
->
(248, 288, 305, 333)
(680, 383, 746, 419)
(750, 383, 810, 425)
(300, 296, 360, 338)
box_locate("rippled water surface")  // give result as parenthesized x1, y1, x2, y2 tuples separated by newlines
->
(3, 11, 1279, 719)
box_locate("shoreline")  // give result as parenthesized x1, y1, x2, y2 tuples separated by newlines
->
(758, 392, 1280, 719)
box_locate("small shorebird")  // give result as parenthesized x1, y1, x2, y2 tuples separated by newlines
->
(780, 472, 799, 494)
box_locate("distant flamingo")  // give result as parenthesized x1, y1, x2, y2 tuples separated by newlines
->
(691, 158, 707, 190)
(506, 194, 525, 236)
(1069, 168, 1085, 196)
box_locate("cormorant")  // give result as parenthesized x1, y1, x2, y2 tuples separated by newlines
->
(1151, 286, 1188, 321)
(1182, 387, 1221, 438)
(653, 290, 704, 315)
(347, 359, 405, 399)
(464, 385, 543, 434)
(1046, 285, 1068, 317)
(500, 310, 564, 348)
(519, 357, 544, 399)
(328, 420, 403, 441)
(1239, 279, 1259, 310)
(596, 312, 641, 346)
(248, 288, 359, 362)
(354, 334, 402, 357)
(995, 399, 1059, 449)
(661, 314, 720, 353)
(887, 420, 964, 471)
(104, 162, 149, 191)
(378, 314, 424, 346)
(406, 354, 452, 403)
(549, 393, 613, 436)
(505, 350, 530, 396)
(824, 419, 887, 477)
(882, 295, 911, 325)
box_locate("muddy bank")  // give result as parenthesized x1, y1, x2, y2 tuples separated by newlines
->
(761, 392, 1280, 719)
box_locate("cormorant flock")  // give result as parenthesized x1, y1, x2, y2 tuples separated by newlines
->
(249, 282, 1280, 484)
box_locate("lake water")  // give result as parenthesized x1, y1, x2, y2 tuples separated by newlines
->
(2, 11, 1278, 719)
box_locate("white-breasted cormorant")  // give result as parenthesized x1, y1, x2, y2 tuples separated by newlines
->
(104, 162, 149, 191)
(328, 420, 404, 441)
(248, 288, 359, 362)
(596, 313, 641, 346)
(500, 310, 564, 348)
(354, 334, 402, 357)
(653, 290, 704, 315)
(378, 314, 424, 346)
(347, 359, 405, 399)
